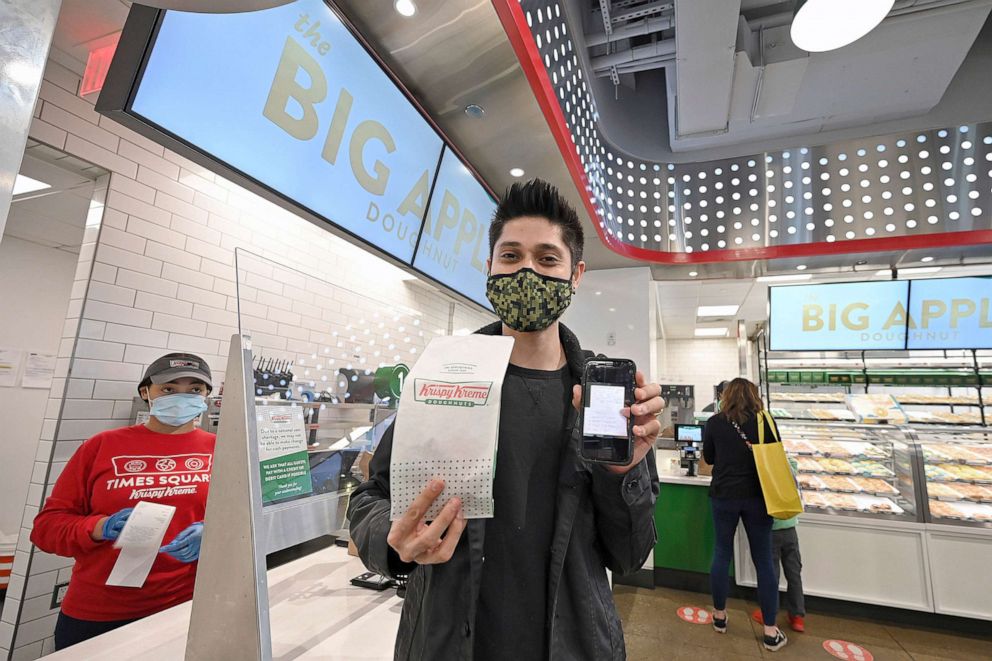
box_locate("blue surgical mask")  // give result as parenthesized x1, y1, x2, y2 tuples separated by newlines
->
(149, 393, 207, 427)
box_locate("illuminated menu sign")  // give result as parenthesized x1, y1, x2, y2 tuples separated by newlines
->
(414, 149, 496, 309)
(906, 277, 992, 349)
(125, 0, 447, 266)
(770, 277, 992, 351)
(769, 281, 910, 351)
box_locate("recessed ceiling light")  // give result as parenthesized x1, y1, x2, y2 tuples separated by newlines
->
(689, 271, 698, 277)
(464, 103, 485, 118)
(791, 0, 894, 53)
(608, 307, 616, 312)
(756, 274, 813, 283)
(594, 291, 602, 296)
(698, 305, 740, 317)
(695, 328, 729, 337)
(12, 174, 50, 196)
(394, 0, 417, 17)
(509, 167, 525, 178)
(796, 264, 807, 271)
(921, 256, 934, 263)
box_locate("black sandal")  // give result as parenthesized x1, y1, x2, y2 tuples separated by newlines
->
(712, 613, 727, 633)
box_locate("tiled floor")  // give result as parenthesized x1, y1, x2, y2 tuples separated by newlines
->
(615, 585, 992, 661)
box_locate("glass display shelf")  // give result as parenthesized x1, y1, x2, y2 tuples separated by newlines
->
(778, 421, 918, 521)
(912, 426, 992, 528)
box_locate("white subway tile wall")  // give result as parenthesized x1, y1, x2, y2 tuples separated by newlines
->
(658, 338, 741, 407)
(1, 57, 494, 658)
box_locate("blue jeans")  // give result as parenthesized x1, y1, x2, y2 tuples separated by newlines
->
(710, 496, 778, 626)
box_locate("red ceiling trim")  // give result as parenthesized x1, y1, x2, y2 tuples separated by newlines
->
(489, 0, 992, 265)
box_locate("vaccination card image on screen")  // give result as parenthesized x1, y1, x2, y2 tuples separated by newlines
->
(579, 359, 635, 465)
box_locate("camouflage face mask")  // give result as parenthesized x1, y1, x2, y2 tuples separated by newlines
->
(486, 267, 574, 332)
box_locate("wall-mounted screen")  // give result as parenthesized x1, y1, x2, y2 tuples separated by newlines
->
(413, 148, 497, 309)
(769, 281, 910, 351)
(906, 276, 992, 349)
(125, 0, 444, 263)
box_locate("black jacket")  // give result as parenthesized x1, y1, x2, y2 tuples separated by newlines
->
(702, 412, 780, 499)
(347, 322, 659, 660)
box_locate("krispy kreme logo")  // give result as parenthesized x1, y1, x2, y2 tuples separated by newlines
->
(414, 379, 492, 407)
(111, 454, 212, 477)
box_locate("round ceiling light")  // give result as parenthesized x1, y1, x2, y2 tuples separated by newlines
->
(394, 0, 417, 17)
(509, 167, 525, 178)
(464, 104, 485, 119)
(791, 0, 894, 52)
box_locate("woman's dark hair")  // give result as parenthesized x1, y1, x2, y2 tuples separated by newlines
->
(715, 380, 730, 399)
(720, 378, 764, 425)
(489, 178, 584, 269)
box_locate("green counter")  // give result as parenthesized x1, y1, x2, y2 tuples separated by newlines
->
(654, 478, 732, 577)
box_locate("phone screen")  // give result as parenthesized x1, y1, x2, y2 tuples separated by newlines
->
(585, 385, 628, 437)
(580, 359, 635, 464)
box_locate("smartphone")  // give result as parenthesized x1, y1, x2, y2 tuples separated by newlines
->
(579, 358, 636, 465)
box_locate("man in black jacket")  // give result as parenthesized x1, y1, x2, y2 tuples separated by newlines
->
(348, 179, 662, 660)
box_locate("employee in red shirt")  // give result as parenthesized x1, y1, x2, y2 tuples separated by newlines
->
(31, 353, 216, 650)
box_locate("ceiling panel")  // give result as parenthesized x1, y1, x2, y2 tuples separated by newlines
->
(499, 0, 992, 268)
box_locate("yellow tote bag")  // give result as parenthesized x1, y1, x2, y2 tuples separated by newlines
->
(753, 410, 803, 520)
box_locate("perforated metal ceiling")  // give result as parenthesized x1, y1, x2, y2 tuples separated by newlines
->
(494, 0, 992, 264)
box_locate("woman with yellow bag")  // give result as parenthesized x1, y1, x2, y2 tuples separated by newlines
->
(702, 378, 800, 652)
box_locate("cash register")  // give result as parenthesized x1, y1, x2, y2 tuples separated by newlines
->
(674, 423, 704, 477)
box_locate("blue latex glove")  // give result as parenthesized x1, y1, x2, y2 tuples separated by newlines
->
(159, 522, 203, 563)
(100, 507, 134, 541)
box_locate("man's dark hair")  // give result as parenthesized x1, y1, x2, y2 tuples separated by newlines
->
(489, 178, 584, 269)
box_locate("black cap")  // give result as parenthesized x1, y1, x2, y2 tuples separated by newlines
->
(138, 353, 213, 396)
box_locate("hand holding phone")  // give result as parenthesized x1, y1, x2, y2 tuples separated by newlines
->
(574, 363, 665, 472)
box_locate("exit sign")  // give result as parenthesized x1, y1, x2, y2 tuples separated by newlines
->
(80, 39, 119, 97)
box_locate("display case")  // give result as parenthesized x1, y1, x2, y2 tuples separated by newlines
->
(779, 421, 919, 520)
(760, 347, 990, 427)
(911, 426, 992, 527)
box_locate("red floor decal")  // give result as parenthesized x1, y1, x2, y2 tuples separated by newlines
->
(676, 606, 712, 624)
(823, 639, 874, 661)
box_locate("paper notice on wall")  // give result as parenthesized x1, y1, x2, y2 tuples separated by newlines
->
(107, 501, 176, 588)
(0, 348, 23, 388)
(256, 404, 313, 504)
(390, 335, 514, 521)
(21, 352, 56, 389)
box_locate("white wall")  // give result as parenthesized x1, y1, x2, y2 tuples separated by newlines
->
(657, 338, 739, 409)
(562, 267, 657, 380)
(0, 56, 493, 658)
(0, 238, 77, 545)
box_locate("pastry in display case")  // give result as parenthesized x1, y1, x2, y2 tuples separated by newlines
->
(769, 389, 987, 427)
(845, 394, 909, 424)
(915, 428, 992, 527)
(779, 421, 918, 519)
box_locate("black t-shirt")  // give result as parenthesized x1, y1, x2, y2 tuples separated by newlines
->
(473, 363, 573, 661)
(702, 412, 780, 499)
